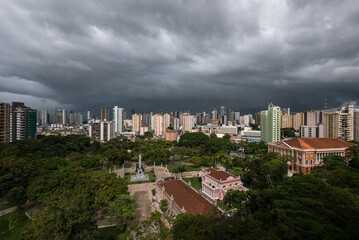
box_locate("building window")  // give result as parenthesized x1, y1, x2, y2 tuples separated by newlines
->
(223, 185, 226, 188)
(235, 183, 238, 186)
(306, 160, 308, 165)
(229, 184, 232, 187)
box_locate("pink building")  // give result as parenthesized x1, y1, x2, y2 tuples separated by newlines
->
(201, 168, 247, 201)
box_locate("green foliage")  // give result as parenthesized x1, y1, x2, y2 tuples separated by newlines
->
(189, 156, 202, 167)
(172, 214, 214, 240)
(281, 127, 296, 138)
(107, 194, 137, 225)
(136, 211, 171, 239)
(249, 123, 260, 130)
(182, 177, 202, 190)
(0, 210, 28, 240)
(348, 145, 359, 169)
(22, 190, 99, 240)
(159, 199, 168, 213)
(167, 164, 200, 173)
(179, 132, 209, 148)
(6, 186, 27, 206)
(144, 131, 154, 139)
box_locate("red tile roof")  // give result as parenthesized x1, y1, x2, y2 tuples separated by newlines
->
(284, 138, 355, 150)
(159, 180, 214, 215)
(206, 168, 232, 181)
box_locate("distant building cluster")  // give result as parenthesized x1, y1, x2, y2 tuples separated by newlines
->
(2, 100, 359, 145)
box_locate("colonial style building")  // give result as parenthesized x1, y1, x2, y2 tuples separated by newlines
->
(155, 179, 215, 216)
(268, 138, 355, 174)
(201, 168, 247, 201)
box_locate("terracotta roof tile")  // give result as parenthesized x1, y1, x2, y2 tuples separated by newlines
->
(284, 138, 355, 149)
(206, 168, 232, 181)
(159, 180, 214, 215)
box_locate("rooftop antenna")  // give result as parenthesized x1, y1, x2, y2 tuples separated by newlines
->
(324, 92, 328, 110)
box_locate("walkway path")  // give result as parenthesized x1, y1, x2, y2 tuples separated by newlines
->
(128, 183, 156, 223)
(0, 206, 17, 216)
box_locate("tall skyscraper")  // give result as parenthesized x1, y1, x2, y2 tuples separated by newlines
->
(212, 108, 218, 120)
(153, 114, 165, 137)
(9, 102, 36, 142)
(260, 103, 281, 142)
(113, 106, 124, 134)
(41, 109, 48, 125)
(101, 106, 109, 121)
(87, 111, 91, 120)
(182, 113, 195, 131)
(36, 109, 41, 125)
(132, 113, 141, 133)
(220, 106, 226, 116)
(78, 112, 84, 124)
(354, 111, 359, 141)
(164, 113, 171, 129)
(0, 102, 10, 143)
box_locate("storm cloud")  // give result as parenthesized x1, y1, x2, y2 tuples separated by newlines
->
(1, 0, 359, 114)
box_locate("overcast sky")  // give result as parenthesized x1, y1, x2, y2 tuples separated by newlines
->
(1, 0, 359, 115)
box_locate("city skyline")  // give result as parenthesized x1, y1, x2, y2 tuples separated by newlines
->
(1, 1, 359, 114)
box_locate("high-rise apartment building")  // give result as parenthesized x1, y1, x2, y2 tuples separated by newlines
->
(113, 106, 124, 134)
(41, 109, 48, 125)
(0, 102, 10, 143)
(354, 111, 359, 141)
(101, 106, 109, 121)
(153, 114, 165, 137)
(281, 114, 293, 129)
(87, 111, 91, 121)
(132, 113, 141, 133)
(164, 113, 171, 129)
(260, 103, 281, 142)
(220, 106, 226, 116)
(212, 108, 218, 120)
(182, 113, 195, 131)
(323, 112, 352, 141)
(9, 102, 36, 142)
(292, 113, 303, 130)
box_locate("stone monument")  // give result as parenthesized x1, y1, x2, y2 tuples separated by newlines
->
(131, 151, 149, 181)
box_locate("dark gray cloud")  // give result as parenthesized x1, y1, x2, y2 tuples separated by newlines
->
(1, 0, 359, 115)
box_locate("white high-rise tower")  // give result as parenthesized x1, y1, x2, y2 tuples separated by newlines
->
(113, 106, 124, 133)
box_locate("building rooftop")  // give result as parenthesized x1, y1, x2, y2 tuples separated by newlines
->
(206, 168, 233, 181)
(283, 138, 355, 150)
(159, 179, 214, 215)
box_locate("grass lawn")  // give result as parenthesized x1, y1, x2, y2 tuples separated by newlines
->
(183, 177, 202, 190)
(0, 201, 14, 211)
(125, 172, 156, 184)
(0, 210, 29, 240)
(167, 164, 201, 173)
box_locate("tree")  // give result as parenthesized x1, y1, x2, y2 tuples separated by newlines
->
(22, 190, 99, 240)
(179, 132, 209, 148)
(107, 194, 137, 230)
(348, 145, 359, 169)
(159, 199, 168, 213)
(172, 214, 214, 240)
(9, 215, 18, 240)
(6, 186, 27, 206)
(281, 128, 296, 138)
(189, 156, 202, 167)
(136, 211, 171, 239)
(222, 134, 231, 141)
(144, 131, 154, 139)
